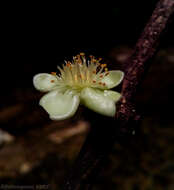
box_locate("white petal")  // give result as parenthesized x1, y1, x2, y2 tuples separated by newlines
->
(33, 73, 59, 92)
(101, 70, 124, 89)
(103, 90, 121, 102)
(80, 87, 116, 117)
(39, 90, 80, 120)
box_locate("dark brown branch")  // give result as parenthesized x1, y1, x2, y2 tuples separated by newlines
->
(116, 0, 174, 127)
(63, 0, 174, 189)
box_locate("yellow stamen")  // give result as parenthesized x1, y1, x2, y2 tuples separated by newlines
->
(74, 74, 78, 81)
(57, 54, 109, 89)
(105, 72, 109, 76)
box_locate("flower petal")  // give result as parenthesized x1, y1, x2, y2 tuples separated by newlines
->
(33, 73, 59, 92)
(39, 90, 80, 120)
(103, 90, 121, 102)
(101, 70, 124, 89)
(80, 87, 116, 117)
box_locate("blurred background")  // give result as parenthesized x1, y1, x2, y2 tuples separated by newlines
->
(1, 0, 174, 189)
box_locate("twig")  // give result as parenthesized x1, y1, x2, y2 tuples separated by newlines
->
(63, 0, 174, 189)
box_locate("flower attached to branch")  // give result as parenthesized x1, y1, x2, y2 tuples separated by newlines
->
(33, 53, 124, 120)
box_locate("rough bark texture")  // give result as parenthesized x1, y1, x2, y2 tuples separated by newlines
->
(116, 0, 174, 129)
(63, 0, 174, 189)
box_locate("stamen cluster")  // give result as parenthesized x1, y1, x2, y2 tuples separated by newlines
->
(52, 53, 109, 90)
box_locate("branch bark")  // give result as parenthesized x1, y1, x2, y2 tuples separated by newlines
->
(63, 0, 174, 189)
(116, 0, 174, 129)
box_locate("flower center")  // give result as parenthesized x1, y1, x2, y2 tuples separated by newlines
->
(53, 53, 109, 90)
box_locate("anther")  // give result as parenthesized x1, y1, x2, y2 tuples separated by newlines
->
(66, 63, 71, 67)
(51, 72, 57, 75)
(93, 80, 96, 83)
(50, 80, 55, 83)
(80, 52, 85, 56)
(101, 64, 107, 68)
(100, 74, 103, 78)
(89, 55, 94, 59)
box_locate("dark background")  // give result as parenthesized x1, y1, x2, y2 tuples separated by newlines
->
(1, 1, 174, 189)
(3, 0, 173, 90)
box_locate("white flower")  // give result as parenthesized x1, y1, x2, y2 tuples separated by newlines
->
(33, 53, 124, 120)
